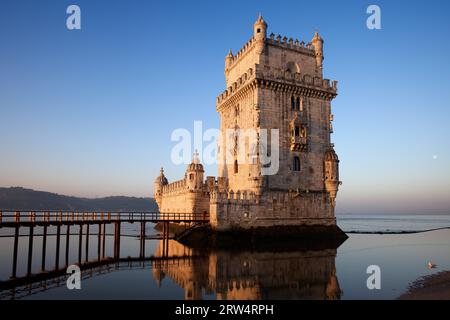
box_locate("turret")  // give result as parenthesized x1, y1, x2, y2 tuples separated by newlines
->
(154, 167, 168, 207)
(253, 13, 267, 54)
(185, 150, 204, 191)
(324, 147, 341, 207)
(311, 31, 324, 76)
(225, 49, 233, 78)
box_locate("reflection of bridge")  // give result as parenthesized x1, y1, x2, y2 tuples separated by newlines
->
(0, 255, 204, 300)
(0, 210, 209, 280)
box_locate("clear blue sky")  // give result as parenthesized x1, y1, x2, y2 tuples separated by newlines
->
(1, 0, 449, 214)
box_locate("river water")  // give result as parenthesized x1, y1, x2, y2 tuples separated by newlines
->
(0, 214, 449, 300)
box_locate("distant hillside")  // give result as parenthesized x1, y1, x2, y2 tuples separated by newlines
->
(0, 187, 157, 212)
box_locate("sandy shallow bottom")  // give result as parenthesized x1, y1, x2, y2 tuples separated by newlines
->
(398, 271, 450, 299)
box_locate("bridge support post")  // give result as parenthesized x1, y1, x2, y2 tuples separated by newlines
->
(114, 222, 121, 259)
(27, 225, 34, 276)
(97, 223, 101, 261)
(102, 223, 106, 259)
(65, 225, 70, 267)
(11, 225, 19, 279)
(41, 225, 47, 271)
(78, 224, 83, 264)
(140, 222, 146, 259)
(55, 224, 61, 270)
(85, 224, 90, 262)
(162, 222, 169, 258)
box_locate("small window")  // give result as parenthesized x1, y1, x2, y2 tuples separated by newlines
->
(293, 157, 300, 171)
(189, 173, 194, 180)
(234, 160, 239, 174)
(257, 28, 261, 33)
(296, 97, 300, 110)
(291, 96, 295, 110)
(300, 126, 306, 138)
(294, 126, 300, 137)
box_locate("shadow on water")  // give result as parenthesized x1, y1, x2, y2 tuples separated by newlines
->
(0, 218, 346, 300)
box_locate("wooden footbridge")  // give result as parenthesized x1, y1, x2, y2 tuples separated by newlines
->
(0, 210, 209, 283)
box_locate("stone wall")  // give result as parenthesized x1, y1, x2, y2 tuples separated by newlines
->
(209, 190, 335, 231)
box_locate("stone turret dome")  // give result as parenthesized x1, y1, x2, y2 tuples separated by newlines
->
(325, 148, 339, 162)
(254, 13, 267, 28)
(312, 31, 322, 42)
(187, 162, 204, 172)
(155, 167, 168, 185)
(187, 150, 204, 172)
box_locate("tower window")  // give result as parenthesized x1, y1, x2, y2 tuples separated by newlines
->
(291, 96, 295, 110)
(257, 28, 261, 33)
(296, 97, 300, 110)
(294, 126, 300, 136)
(293, 156, 300, 171)
(300, 126, 307, 138)
(234, 160, 239, 174)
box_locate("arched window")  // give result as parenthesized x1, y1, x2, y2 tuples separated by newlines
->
(234, 160, 239, 174)
(296, 97, 300, 110)
(293, 156, 300, 171)
(294, 126, 300, 136)
(291, 96, 295, 110)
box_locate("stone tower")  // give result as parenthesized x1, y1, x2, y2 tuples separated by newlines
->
(155, 16, 344, 236)
(154, 167, 168, 208)
(213, 15, 341, 230)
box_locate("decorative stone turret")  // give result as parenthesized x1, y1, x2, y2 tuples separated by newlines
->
(185, 150, 204, 191)
(311, 31, 324, 76)
(324, 147, 341, 207)
(224, 49, 233, 78)
(154, 167, 168, 207)
(253, 13, 267, 54)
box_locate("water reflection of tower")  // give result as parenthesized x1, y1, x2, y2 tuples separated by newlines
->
(152, 240, 341, 300)
(152, 240, 210, 300)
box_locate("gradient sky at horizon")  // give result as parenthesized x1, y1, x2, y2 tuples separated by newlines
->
(1, 0, 450, 214)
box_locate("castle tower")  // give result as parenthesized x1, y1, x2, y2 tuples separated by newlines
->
(154, 167, 168, 207)
(215, 17, 340, 225)
(185, 150, 204, 191)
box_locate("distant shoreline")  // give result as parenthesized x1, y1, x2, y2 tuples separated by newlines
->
(343, 226, 450, 235)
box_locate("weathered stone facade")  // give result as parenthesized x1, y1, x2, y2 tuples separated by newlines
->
(154, 16, 342, 234)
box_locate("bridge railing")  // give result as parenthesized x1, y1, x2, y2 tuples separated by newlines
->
(0, 210, 210, 225)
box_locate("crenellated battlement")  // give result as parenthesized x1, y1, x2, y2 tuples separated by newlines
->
(216, 68, 255, 105)
(226, 37, 257, 70)
(216, 64, 337, 107)
(210, 190, 258, 202)
(256, 64, 338, 95)
(162, 179, 187, 194)
(266, 33, 315, 56)
(226, 32, 315, 74)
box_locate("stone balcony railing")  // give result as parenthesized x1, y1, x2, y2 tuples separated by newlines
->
(290, 136, 308, 152)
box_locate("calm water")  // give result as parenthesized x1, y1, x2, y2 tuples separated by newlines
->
(0, 214, 450, 300)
